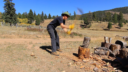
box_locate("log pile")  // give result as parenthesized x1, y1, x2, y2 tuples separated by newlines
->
(94, 36, 128, 67)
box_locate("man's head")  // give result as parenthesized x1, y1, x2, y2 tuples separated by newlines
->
(62, 12, 70, 20)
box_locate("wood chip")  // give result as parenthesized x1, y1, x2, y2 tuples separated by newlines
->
(80, 66, 85, 69)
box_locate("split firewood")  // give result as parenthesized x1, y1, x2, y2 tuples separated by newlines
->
(109, 44, 121, 56)
(101, 42, 111, 48)
(94, 47, 115, 56)
(81, 37, 91, 48)
(101, 37, 112, 48)
(104, 36, 109, 43)
(118, 48, 128, 59)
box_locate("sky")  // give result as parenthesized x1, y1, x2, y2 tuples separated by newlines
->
(0, 0, 128, 16)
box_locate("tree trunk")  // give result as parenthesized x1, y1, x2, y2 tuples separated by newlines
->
(10, 23, 12, 27)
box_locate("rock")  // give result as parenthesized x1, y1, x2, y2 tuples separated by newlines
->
(96, 65, 101, 68)
(114, 68, 117, 70)
(83, 58, 90, 62)
(68, 62, 72, 66)
(31, 52, 35, 56)
(102, 68, 108, 72)
(93, 67, 99, 72)
(106, 62, 109, 66)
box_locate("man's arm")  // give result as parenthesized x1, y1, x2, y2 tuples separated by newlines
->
(63, 28, 68, 32)
(60, 23, 69, 29)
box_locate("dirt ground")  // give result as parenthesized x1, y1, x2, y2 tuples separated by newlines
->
(0, 26, 128, 72)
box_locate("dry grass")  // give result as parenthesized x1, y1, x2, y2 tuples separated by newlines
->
(0, 20, 128, 72)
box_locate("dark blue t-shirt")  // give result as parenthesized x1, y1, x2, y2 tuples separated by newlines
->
(48, 16, 65, 29)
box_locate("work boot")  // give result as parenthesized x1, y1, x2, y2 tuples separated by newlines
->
(51, 52, 59, 56)
(57, 49, 62, 52)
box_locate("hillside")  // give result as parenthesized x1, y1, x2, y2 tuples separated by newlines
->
(108, 6, 128, 14)
(81, 6, 128, 20)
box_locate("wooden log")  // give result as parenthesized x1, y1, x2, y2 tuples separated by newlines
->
(104, 36, 109, 43)
(118, 48, 128, 59)
(82, 37, 91, 48)
(78, 46, 90, 59)
(94, 47, 114, 56)
(115, 40, 127, 48)
(109, 44, 121, 56)
(101, 42, 111, 49)
(109, 37, 112, 43)
(101, 37, 112, 48)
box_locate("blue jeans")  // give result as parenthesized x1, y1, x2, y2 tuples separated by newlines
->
(47, 25, 60, 52)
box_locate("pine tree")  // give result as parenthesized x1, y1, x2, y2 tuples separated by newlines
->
(33, 11, 36, 20)
(0, 12, 2, 22)
(88, 11, 92, 21)
(105, 12, 111, 21)
(52, 15, 56, 19)
(41, 11, 44, 22)
(118, 21, 123, 28)
(28, 9, 34, 24)
(48, 13, 51, 19)
(74, 11, 76, 19)
(21, 13, 25, 19)
(112, 13, 117, 24)
(84, 17, 89, 25)
(2, 12, 5, 21)
(118, 12, 123, 22)
(92, 12, 96, 21)
(37, 14, 41, 22)
(18, 13, 22, 18)
(107, 22, 112, 30)
(35, 15, 40, 25)
(44, 14, 47, 19)
(56, 15, 58, 17)
(4, 0, 18, 26)
(23, 12, 28, 18)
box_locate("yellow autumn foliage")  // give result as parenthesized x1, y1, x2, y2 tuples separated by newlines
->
(18, 18, 35, 26)
(18, 18, 28, 24)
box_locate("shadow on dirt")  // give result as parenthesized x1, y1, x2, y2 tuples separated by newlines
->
(73, 53, 78, 57)
(40, 46, 52, 53)
(102, 58, 128, 72)
(103, 29, 109, 31)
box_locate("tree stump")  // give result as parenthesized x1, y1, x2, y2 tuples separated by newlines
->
(78, 46, 90, 59)
(78, 37, 90, 59)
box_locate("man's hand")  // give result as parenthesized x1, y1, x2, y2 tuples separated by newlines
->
(63, 28, 71, 35)
(67, 30, 71, 35)
(69, 24, 74, 30)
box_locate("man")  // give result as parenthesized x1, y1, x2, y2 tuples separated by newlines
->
(47, 12, 74, 56)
